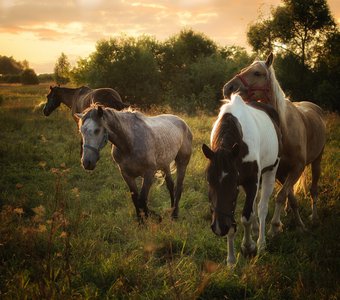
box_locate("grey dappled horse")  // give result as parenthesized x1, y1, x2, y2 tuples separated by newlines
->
(76, 104, 193, 221)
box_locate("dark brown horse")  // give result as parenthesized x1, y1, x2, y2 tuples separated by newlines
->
(223, 53, 326, 233)
(43, 86, 128, 154)
(43, 86, 127, 121)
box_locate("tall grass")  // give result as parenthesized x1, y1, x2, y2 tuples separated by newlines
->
(0, 84, 339, 299)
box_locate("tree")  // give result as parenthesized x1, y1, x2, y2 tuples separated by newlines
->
(21, 69, 39, 85)
(73, 35, 162, 107)
(247, 0, 336, 67)
(0, 56, 24, 75)
(54, 53, 71, 85)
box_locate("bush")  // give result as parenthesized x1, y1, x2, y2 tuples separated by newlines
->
(21, 69, 39, 85)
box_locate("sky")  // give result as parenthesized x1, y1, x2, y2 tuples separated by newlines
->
(1, 0, 339, 74)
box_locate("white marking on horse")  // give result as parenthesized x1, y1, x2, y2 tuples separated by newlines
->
(219, 171, 229, 183)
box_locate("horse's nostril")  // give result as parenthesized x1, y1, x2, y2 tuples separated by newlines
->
(229, 85, 234, 92)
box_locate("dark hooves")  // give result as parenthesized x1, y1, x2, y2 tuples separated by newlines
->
(241, 246, 257, 258)
(149, 209, 162, 223)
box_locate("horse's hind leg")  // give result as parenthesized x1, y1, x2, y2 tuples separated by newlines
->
(310, 151, 323, 225)
(172, 157, 190, 219)
(287, 188, 306, 231)
(272, 165, 306, 233)
(164, 167, 175, 209)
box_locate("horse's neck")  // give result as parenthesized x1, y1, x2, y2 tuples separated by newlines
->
(269, 69, 288, 129)
(104, 110, 132, 153)
(59, 88, 79, 109)
(212, 114, 242, 151)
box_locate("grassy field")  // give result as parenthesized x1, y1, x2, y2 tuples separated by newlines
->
(0, 84, 339, 299)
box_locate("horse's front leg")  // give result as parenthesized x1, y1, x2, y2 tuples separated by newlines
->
(163, 166, 175, 210)
(241, 180, 258, 257)
(257, 168, 277, 253)
(227, 227, 237, 266)
(270, 164, 306, 235)
(139, 171, 160, 221)
(121, 172, 141, 220)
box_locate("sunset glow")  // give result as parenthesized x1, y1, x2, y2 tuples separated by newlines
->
(0, 0, 339, 73)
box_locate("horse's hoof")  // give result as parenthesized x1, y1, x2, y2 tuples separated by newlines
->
(309, 214, 320, 227)
(257, 242, 266, 255)
(251, 225, 259, 237)
(227, 256, 237, 266)
(171, 214, 178, 221)
(296, 224, 308, 233)
(149, 209, 162, 223)
(241, 243, 257, 258)
(268, 222, 283, 237)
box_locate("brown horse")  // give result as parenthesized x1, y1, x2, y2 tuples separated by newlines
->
(43, 86, 128, 154)
(43, 86, 128, 121)
(223, 53, 326, 233)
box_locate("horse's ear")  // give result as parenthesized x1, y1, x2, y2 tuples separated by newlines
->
(74, 113, 83, 121)
(231, 143, 240, 157)
(97, 106, 103, 118)
(202, 144, 214, 160)
(265, 53, 274, 67)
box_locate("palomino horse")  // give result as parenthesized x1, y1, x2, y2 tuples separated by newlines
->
(75, 104, 193, 221)
(202, 94, 281, 265)
(223, 53, 326, 233)
(43, 86, 127, 121)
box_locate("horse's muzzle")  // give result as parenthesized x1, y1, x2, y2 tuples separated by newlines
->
(211, 213, 236, 237)
(43, 105, 51, 116)
(211, 218, 229, 237)
(82, 158, 96, 170)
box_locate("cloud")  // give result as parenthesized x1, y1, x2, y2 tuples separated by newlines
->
(1, 0, 339, 73)
(0, 0, 254, 43)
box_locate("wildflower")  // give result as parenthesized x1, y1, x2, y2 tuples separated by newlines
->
(32, 205, 46, 216)
(14, 207, 24, 215)
(15, 183, 24, 189)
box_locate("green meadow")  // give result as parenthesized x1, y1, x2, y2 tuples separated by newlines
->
(0, 84, 339, 299)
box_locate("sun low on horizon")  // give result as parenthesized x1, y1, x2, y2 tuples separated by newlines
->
(1, 0, 339, 74)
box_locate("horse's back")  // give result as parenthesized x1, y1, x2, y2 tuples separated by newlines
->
(90, 88, 126, 110)
(223, 95, 280, 168)
(245, 104, 280, 167)
(142, 114, 192, 164)
(147, 114, 192, 144)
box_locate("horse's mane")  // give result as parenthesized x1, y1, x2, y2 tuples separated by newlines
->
(212, 112, 242, 151)
(258, 61, 288, 129)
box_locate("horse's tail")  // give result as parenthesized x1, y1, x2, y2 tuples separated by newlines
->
(154, 161, 177, 187)
(170, 161, 177, 174)
(294, 168, 308, 196)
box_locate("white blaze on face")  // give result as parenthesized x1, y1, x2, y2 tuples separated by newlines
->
(81, 118, 103, 156)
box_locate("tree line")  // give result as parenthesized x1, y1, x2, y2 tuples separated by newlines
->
(58, 0, 338, 111)
(0, 56, 40, 85)
(1, 0, 338, 111)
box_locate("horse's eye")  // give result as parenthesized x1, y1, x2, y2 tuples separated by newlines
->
(94, 129, 100, 135)
(254, 71, 261, 77)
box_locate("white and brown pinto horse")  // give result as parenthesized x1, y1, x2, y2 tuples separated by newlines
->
(75, 105, 192, 221)
(202, 94, 281, 265)
(223, 53, 326, 232)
